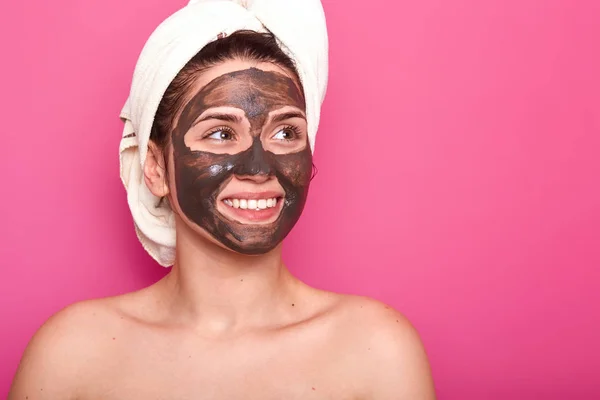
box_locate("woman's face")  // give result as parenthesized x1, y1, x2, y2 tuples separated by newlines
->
(166, 59, 312, 254)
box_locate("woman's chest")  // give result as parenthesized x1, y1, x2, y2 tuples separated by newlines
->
(83, 361, 360, 400)
(80, 328, 366, 400)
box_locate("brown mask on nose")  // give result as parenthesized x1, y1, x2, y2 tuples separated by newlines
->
(171, 68, 312, 254)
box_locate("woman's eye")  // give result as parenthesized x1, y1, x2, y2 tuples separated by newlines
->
(207, 129, 233, 141)
(272, 127, 296, 141)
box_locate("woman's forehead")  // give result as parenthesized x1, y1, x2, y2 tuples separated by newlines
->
(174, 67, 305, 137)
(199, 68, 305, 111)
(189, 59, 303, 98)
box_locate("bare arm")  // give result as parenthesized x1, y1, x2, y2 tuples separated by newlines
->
(371, 315, 437, 399)
(353, 299, 437, 399)
(9, 303, 99, 400)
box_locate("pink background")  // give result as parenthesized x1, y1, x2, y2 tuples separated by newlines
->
(1, 0, 599, 398)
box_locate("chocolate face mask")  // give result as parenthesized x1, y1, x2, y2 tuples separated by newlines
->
(171, 67, 312, 254)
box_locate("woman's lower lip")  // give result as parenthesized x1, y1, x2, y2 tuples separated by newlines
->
(220, 199, 283, 223)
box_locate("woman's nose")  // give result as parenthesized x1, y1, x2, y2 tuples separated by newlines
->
(233, 138, 274, 178)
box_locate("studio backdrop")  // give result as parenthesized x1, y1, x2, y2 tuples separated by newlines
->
(1, 0, 599, 398)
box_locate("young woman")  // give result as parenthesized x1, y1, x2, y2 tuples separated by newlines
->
(9, 1, 435, 399)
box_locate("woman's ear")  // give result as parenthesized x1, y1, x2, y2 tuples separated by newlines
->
(143, 141, 170, 198)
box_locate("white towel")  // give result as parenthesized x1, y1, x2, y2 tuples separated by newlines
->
(119, 0, 329, 267)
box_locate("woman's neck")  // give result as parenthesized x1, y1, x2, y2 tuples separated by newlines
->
(156, 219, 301, 335)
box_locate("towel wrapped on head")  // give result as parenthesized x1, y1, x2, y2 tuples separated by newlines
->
(119, 0, 329, 267)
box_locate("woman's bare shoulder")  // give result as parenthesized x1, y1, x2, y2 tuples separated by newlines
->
(16, 294, 137, 361)
(8, 296, 133, 399)
(314, 291, 416, 331)
(33, 291, 145, 335)
(313, 291, 436, 399)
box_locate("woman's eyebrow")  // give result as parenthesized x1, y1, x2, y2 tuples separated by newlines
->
(270, 111, 306, 123)
(192, 112, 242, 127)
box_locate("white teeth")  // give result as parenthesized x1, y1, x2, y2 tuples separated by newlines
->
(224, 197, 280, 210)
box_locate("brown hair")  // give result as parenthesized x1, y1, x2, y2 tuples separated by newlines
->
(150, 30, 302, 150)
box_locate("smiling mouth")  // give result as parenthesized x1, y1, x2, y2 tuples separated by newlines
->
(218, 195, 285, 224)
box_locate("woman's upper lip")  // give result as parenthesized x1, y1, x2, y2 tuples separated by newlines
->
(220, 191, 284, 200)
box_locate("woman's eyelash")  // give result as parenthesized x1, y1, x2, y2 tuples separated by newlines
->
(203, 126, 235, 139)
